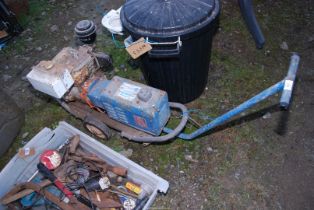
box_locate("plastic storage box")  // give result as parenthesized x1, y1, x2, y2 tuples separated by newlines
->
(0, 121, 169, 210)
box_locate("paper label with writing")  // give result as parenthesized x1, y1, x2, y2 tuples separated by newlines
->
(116, 82, 141, 101)
(99, 177, 110, 190)
(284, 80, 293, 91)
(62, 69, 74, 89)
(18, 147, 35, 158)
(126, 37, 152, 59)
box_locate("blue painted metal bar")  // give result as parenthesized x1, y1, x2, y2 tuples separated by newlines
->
(280, 54, 300, 109)
(163, 80, 285, 140)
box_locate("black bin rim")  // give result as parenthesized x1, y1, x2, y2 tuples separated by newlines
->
(121, 0, 220, 40)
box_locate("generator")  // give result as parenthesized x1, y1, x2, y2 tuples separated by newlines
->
(26, 46, 172, 137)
(87, 76, 171, 136)
(26, 46, 300, 143)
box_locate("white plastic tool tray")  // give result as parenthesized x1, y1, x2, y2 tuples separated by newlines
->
(0, 121, 169, 210)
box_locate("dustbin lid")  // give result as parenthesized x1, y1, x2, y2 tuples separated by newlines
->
(121, 0, 218, 38)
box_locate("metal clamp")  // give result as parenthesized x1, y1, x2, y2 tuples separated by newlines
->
(145, 36, 182, 46)
(146, 37, 182, 58)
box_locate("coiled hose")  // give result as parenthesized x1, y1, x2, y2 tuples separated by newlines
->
(121, 102, 188, 143)
(238, 0, 265, 49)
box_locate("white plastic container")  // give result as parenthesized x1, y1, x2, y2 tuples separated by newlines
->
(101, 7, 123, 35)
(27, 46, 98, 99)
(0, 122, 169, 210)
(27, 62, 74, 99)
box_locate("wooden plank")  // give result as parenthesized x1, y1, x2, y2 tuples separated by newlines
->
(1, 180, 51, 205)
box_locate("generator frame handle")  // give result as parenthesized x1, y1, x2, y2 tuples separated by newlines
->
(280, 54, 300, 109)
(163, 54, 300, 140)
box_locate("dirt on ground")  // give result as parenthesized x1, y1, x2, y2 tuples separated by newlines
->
(0, 0, 313, 209)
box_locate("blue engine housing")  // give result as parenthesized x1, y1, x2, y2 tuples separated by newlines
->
(87, 76, 171, 136)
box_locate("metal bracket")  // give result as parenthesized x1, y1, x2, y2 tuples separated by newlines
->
(145, 36, 182, 47)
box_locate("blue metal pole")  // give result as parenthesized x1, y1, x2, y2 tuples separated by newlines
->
(163, 80, 285, 140)
(280, 54, 300, 109)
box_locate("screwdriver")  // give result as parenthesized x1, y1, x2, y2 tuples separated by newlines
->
(37, 163, 96, 209)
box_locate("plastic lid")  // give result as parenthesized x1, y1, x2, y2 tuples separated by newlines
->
(75, 20, 96, 36)
(121, 0, 217, 37)
(76, 20, 92, 31)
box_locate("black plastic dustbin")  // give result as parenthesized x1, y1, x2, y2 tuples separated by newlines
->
(121, 0, 220, 103)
